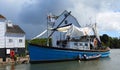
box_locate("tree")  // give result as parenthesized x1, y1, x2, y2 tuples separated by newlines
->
(100, 34, 120, 48)
(101, 34, 109, 46)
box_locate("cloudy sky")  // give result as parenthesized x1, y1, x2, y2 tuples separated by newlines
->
(0, 0, 120, 39)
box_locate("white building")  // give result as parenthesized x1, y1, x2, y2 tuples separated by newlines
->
(0, 14, 25, 58)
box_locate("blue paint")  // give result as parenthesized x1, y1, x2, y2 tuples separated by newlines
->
(28, 44, 110, 62)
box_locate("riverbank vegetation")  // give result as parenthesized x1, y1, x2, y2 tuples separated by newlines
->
(100, 34, 120, 48)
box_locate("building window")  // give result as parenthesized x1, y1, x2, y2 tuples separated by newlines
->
(9, 39, 13, 43)
(19, 39, 23, 43)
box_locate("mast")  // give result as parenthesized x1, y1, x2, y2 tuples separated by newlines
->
(47, 13, 55, 46)
(94, 23, 101, 42)
(47, 15, 49, 46)
(92, 23, 102, 48)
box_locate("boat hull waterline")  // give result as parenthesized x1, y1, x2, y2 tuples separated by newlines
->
(28, 44, 110, 63)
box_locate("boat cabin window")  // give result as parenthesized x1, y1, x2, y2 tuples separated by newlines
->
(85, 43, 88, 46)
(74, 43, 78, 46)
(92, 39, 94, 42)
(87, 39, 89, 41)
(79, 43, 83, 46)
(90, 39, 92, 42)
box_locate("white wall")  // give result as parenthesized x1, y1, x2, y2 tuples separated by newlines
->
(0, 22, 6, 48)
(5, 34, 25, 48)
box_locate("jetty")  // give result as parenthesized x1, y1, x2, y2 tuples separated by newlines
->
(0, 55, 29, 65)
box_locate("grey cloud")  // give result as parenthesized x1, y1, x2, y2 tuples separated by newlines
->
(19, 0, 74, 25)
(18, 0, 119, 39)
(18, 0, 74, 38)
(1, 0, 119, 38)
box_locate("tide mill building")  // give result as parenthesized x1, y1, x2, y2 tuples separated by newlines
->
(0, 14, 25, 60)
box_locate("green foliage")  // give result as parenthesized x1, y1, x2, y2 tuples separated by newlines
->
(109, 38, 120, 48)
(100, 34, 120, 48)
(100, 34, 109, 46)
(30, 38, 52, 46)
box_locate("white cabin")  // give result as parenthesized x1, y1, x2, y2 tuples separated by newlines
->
(0, 14, 25, 58)
(68, 42, 90, 50)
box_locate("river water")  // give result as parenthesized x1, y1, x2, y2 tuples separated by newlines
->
(0, 49, 120, 70)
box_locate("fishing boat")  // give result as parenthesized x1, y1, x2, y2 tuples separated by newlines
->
(28, 10, 110, 63)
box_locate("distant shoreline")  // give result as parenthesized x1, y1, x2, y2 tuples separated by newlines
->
(110, 48, 120, 49)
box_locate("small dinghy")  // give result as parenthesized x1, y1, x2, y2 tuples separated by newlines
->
(81, 54, 101, 61)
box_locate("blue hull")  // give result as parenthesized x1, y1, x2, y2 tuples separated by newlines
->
(28, 44, 110, 63)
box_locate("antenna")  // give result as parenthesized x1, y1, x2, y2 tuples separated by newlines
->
(89, 16, 92, 24)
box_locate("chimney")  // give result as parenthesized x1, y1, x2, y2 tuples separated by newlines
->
(7, 20, 13, 27)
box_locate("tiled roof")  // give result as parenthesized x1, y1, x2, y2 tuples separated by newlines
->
(0, 14, 6, 19)
(6, 24, 25, 34)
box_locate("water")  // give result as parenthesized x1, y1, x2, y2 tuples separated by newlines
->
(0, 49, 120, 70)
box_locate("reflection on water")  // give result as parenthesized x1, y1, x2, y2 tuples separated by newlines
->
(0, 64, 30, 70)
(0, 49, 120, 70)
(5, 64, 15, 70)
(30, 58, 111, 70)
